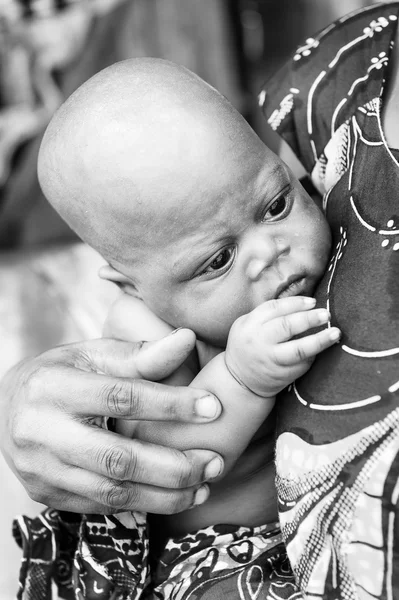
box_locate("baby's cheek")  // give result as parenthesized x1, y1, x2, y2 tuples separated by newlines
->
(315, 221, 332, 269)
(302, 205, 331, 265)
(188, 302, 235, 346)
(170, 285, 251, 346)
(193, 313, 231, 347)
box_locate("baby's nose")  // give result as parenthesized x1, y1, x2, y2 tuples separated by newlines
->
(245, 237, 288, 282)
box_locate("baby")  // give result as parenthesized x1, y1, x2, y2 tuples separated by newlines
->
(37, 58, 339, 598)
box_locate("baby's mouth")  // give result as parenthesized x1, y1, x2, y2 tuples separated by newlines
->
(275, 276, 307, 299)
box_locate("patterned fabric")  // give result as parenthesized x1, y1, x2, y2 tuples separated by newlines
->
(259, 3, 399, 599)
(13, 510, 300, 600)
(13, 509, 149, 600)
(148, 522, 299, 599)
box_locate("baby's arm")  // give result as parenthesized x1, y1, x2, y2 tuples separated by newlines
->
(103, 293, 198, 387)
(104, 295, 273, 475)
(104, 294, 340, 477)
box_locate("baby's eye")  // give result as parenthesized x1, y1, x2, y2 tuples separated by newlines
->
(205, 247, 235, 274)
(263, 196, 287, 220)
(262, 189, 294, 222)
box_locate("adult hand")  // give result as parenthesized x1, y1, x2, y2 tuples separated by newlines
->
(0, 331, 223, 514)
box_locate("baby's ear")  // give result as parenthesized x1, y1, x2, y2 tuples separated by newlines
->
(98, 264, 141, 298)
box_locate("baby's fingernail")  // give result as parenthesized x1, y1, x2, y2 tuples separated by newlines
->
(329, 328, 341, 342)
(304, 297, 316, 305)
(316, 309, 330, 323)
(193, 485, 209, 506)
(204, 457, 224, 481)
(195, 395, 220, 419)
(170, 327, 183, 335)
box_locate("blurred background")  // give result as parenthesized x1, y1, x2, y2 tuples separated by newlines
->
(0, 0, 385, 596)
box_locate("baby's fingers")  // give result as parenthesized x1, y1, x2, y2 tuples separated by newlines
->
(274, 327, 341, 366)
(267, 308, 331, 343)
(250, 296, 316, 323)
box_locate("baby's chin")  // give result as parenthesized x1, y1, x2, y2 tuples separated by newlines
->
(187, 318, 231, 350)
(195, 338, 225, 367)
(195, 327, 228, 347)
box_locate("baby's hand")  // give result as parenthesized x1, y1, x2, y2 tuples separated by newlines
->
(225, 297, 340, 398)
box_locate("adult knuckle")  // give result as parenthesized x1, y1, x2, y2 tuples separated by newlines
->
(98, 444, 133, 481)
(101, 380, 143, 417)
(101, 382, 125, 415)
(99, 480, 138, 510)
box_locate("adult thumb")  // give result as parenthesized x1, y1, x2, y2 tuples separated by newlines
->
(74, 329, 196, 381)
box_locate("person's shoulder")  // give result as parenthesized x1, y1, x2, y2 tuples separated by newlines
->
(261, 2, 399, 115)
(311, 2, 399, 55)
(259, 2, 399, 175)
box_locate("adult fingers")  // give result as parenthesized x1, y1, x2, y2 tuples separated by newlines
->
(41, 366, 221, 422)
(14, 337, 222, 422)
(67, 332, 197, 381)
(36, 467, 210, 514)
(265, 308, 331, 343)
(44, 419, 223, 486)
(273, 327, 341, 365)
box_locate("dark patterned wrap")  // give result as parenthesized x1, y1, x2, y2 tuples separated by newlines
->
(148, 522, 299, 599)
(13, 509, 149, 600)
(259, 2, 399, 598)
(13, 511, 301, 600)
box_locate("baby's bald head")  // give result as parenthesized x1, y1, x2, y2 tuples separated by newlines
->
(38, 58, 259, 275)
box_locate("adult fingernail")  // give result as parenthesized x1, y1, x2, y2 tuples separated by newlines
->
(195, 395, 220, 419)
(204, 457, 223, 481)
(193, 485, 209, 506)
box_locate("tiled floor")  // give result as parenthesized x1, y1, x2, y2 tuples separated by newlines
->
(0, 242, 118, 598)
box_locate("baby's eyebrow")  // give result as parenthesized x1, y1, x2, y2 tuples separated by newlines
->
(170, 236, 223, 276)
(258, 162, 288, 193)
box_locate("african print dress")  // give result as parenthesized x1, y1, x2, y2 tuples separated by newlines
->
(260, 3, 399, 599)
(13, 510, 299, 599)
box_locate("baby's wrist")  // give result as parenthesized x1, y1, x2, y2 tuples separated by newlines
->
(224, 354, 256, 394)
(223, 352, 276, 400)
